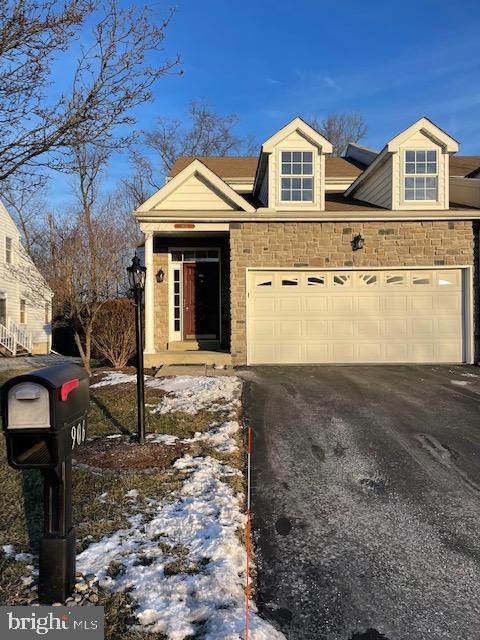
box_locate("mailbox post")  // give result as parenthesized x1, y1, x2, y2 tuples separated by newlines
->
(1, 364, 89, 604)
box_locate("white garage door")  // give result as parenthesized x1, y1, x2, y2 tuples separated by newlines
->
(247, 269, 467, 365)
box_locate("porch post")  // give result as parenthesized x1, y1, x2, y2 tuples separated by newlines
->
(144, 231, 155, 353)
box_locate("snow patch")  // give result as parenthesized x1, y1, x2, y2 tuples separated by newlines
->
(91, 372, 140, 388)
(148, 376, 241, 415)
(451, 380, 470, 387)
(78, 454, 284, 639)
(147, 434, 179, 446)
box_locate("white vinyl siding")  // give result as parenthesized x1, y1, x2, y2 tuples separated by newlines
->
(355, 156, 393, 208)
(0, 201, 52, 352)
(154, 173, 237, 211)
(247, 268, 467, 365)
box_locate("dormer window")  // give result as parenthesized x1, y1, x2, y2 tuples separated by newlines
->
(404, 150, 438, 201)
(280, 151, 314, 202)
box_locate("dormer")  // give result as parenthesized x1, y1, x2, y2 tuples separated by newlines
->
(345, 117, 459, 210)
(253, 117, 333, 211)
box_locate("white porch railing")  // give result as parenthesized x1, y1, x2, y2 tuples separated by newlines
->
(0, 319, 33, 356)
(8, 319, 33, 353)
(0, 322, 16, 355)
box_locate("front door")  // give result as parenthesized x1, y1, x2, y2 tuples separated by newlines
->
(183, 262, 220, 340)
(0, 298, 6, 326)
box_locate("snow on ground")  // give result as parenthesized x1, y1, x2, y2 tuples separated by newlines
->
(80, 373, 284, 639)
(451, 379, 470, 386)
(91, 372, 139, 388)
(78, 454, 283, 640)
(148, 376, 241, 414)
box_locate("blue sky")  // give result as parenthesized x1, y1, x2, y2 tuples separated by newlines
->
(49, 0, 480, 203)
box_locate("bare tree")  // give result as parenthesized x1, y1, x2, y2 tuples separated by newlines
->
(92, 299, 136, 369)
(0, 0, 180, 184)
(39, 143, 138, 374)
(124, 100, 257, 203)
(0, 179, 48, 254)
(310, 113, 367, 156)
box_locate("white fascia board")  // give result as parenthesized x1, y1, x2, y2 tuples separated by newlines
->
(387, 117, 459, 153)
(261, 117, 333, 154)
(134, 209, 480, 223)
(136, 159, 255, 213)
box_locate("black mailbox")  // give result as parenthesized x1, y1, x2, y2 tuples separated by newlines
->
(1, 363, 89, 604)
(1, 363, 89, 469)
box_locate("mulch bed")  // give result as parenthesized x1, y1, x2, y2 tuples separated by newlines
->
(73, 436, 186, 471)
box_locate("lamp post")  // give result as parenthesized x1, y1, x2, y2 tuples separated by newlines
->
(127, 253, 147, 445)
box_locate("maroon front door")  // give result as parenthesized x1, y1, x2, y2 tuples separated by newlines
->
(183, 262, 220, 340)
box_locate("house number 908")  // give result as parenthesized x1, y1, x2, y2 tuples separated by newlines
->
(71, 419, 86, 449)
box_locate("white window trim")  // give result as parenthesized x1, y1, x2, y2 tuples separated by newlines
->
(19, 298, 27, 324)
(278, 149, 315, 204)
(402, 149, 439, 203)
(5, 236, 13, 264)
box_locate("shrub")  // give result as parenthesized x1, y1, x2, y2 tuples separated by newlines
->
(92, 299, 136, 369)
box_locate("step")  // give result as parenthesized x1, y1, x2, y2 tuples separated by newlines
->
(145, 350, 232, 368)
(168, 340, 221, 352)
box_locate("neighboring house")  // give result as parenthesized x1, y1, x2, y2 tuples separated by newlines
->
(134, 116, 480, 367)
(0, 201, 53, 356)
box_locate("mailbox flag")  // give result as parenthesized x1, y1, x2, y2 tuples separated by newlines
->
(60, 379, 79, 402)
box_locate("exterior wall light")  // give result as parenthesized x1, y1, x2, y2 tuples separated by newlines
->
(351, 234, 365, 251)
(156, 269, 165, 283)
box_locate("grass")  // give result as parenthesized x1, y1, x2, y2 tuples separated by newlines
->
(0, 365, 245, 640)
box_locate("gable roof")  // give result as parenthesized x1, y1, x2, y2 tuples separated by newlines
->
(261, 116, 333, 154)
(386, 117, 458, 153)
(345, 117, 459, 198)
(136, 159, 255, 213)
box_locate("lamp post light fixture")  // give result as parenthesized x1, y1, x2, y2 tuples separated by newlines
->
(127, 253, 147, 445)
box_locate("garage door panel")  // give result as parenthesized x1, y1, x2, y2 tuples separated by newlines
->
(357, 343, 383, 362)
(358, 320, 382, 339)
(358, 296, 381, 314)
(278, 297, 302, 314)
(411, 296, 435, 312)
(251, 298, 275, 315)
(384, 296, 408, 314)
(305, 320, 328, 338)
(437, 295, 461, 313)
(331, 320, 354, 338)
(278, 320, 302, 338)
(276, 343, 302, 363)
(384, 319, 408, 337)
(331, 297, 354, 313)
(304, 343, 329, 362)
(411, 318, 434, 337)
(305, 297, 328, 312)
(248, 269, 466, 364)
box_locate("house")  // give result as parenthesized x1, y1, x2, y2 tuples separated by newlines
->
(0, 201, 53, 356)
(133, 116, 480, 367)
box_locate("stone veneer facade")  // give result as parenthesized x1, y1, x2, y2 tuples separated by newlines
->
(229, 221, 476, 365)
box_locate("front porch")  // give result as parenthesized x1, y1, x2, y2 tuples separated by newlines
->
(142, 230, 232, 368)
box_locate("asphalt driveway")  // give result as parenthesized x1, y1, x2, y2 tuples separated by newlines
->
(241, 365, 480, 640)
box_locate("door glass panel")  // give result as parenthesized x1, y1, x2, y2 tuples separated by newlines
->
(307, 276, 325, 286)
(282, 278, 299, 286)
